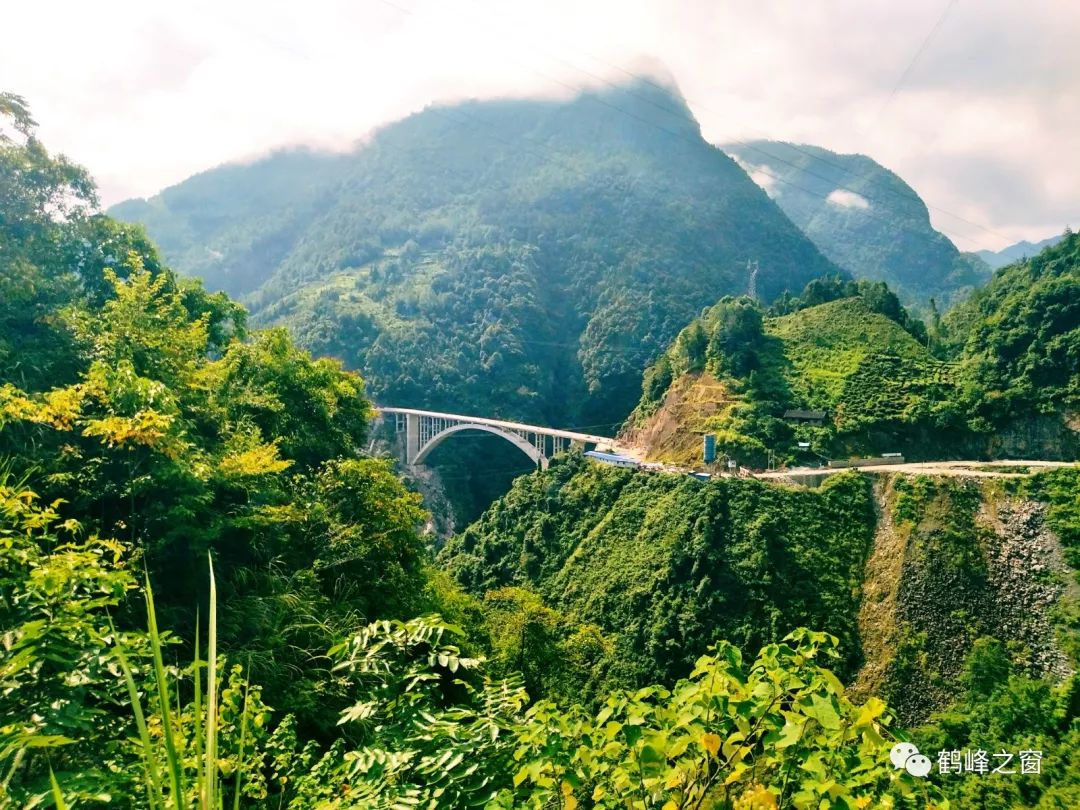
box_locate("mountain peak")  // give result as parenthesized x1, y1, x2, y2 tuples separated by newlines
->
(576, 71, 699, 138)
(976, 233, 1067, 269)
(723, 139, 991, 307)
(108, 82, 836, 425)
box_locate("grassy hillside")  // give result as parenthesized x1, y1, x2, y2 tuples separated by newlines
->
(629, 239, 1079, 467)
(724, 140, 991, 309)
(768, 297, 941, 405)
(441, 457, 1079, 718)
(442, 455, 878, 688)
(628, 291, 957, 466)
(110, 81, 839, 431)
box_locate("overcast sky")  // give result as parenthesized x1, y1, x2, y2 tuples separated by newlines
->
(3, 0, 1076, 251)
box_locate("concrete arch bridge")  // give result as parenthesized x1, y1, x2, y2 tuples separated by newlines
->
(375, 407, 615, 469)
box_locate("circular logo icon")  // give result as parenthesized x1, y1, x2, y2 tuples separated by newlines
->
(890, 742, 919, 770)
(889, 742, 931, 778)
(905, 753, 932, 777)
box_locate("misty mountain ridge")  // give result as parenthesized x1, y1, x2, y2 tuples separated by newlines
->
(723, 140, 992, 309)
(977, 233, 1067, 269)
(109, 78, 839, 430)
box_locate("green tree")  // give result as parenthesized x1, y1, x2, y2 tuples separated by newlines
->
(679, 321, 709, 373)
(0, 108, 432, 734)
(301, 621, 945, 809)
(708, 296, 766, 377)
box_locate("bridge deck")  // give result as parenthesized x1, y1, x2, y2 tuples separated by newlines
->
(375, 406, 613, 445)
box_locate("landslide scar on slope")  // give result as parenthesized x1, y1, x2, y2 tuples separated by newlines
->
(852, 474, 1075, 725)
(850, 475, 907, 703)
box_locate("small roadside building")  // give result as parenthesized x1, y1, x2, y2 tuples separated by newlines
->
(782, 409, 827, 426)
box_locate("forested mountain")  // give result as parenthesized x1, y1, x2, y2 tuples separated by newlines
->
(977, 233, 1066, 269)
(109, 149, 356, 297)
(445, 241, 1080, 804)
(943, 228, 1080, 425)
(723, 140, 991, 309)
(110, 81, 839, 431)
(628, 237, 1080, 467)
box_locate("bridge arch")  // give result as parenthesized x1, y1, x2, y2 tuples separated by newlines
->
(413, 422, 546, 469)
(377, 406, 614, 471)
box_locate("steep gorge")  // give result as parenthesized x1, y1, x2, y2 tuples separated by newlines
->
(442, 457, 1079, 719)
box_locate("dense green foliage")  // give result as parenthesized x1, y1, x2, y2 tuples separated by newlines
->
(110, 81, 838, 433)
(854, 466, 1080, 810)
(311, 619, 935, 810)
(945, 230, 1080, 427)
(917, 638, 1080, 808)
(442, 455, 877, 690)
(0, 100, 432, 736)
(723, 141, 991, 309)
(0, 93, 170, 393)
(633, 242, 1079, 466)
(1, 476, 149, 800)
(2, 509, 938, 809)
(633, 288, 957, 466)
(5, 94, 929, 808)
(4, 89, 1078, 809)
(440, 459, 1079, 807)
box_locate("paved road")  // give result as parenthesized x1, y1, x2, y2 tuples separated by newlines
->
(755, 459, 1078, 480)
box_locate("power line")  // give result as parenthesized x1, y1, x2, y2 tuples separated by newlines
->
(873, 0, 959, 125)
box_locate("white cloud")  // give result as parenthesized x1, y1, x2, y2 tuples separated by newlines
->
(729, 156, 779, 197)
(826, 189, 871, 210)
(1, 0, 1076, 250)
(750, 170, 779, 196)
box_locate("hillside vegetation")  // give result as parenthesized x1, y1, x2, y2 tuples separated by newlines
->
(629, 286, 956, 466)
(944, 229, 1080, 427)
(440, 454, 1080, 807)
(5, 88, 1080, 808)
(629, 243, 1079, 467)
(724, 140, 991, 309)
(0, 95, 434, 739)
(442, 457, 878, 688)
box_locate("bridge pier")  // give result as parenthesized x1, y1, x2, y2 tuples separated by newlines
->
(404, 412, 421, 465)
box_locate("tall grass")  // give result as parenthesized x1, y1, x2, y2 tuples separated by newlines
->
(55, 554, 251, 809)
(203, 559, 218, 810)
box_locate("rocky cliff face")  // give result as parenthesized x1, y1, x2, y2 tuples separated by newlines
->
(855, 475, 1074, 725)
(988, 413, 1080, 460)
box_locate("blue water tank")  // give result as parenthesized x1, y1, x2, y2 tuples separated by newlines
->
(703, 434, 716, 464)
